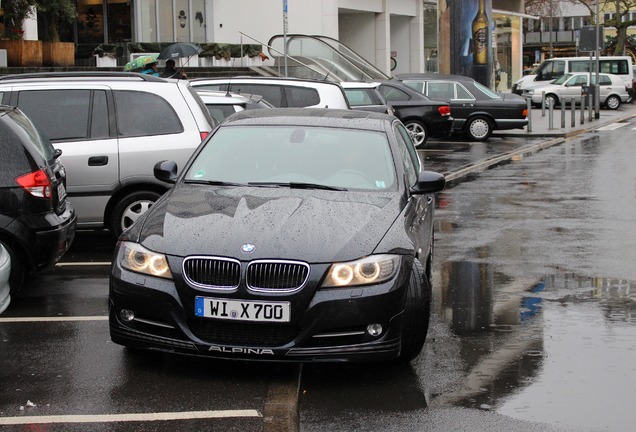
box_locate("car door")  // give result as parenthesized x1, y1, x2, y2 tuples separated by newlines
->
(561, 75, 587, 102)
(446, 82, 476, 126)
(8, 86, 118, 225)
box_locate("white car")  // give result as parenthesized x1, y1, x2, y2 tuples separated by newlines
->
(196, 90, 274, 124)
(189, 76, 350, 109)
(340, 81, 395, 115)
(0, 244, 11, 314)
(522, 72, 630, 110)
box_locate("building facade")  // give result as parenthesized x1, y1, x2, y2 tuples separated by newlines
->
(19, 0, 525, 89)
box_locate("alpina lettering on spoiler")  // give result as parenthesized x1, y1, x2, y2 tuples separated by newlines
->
(208, 346, 275, 355)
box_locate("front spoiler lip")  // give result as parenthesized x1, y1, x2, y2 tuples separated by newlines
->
(110, 317, 402, 362)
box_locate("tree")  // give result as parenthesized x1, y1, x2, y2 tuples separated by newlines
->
(1, 0, 35, 39)
(33, 0, 76, 42)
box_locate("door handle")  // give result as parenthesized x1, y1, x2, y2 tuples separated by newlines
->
(88, 156, 109, 166)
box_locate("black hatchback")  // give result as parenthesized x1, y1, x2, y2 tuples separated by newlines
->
(109, 108, 446, 363)
(0, 105, 76, 294)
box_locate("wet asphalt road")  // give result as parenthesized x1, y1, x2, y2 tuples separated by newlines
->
(2, 120, 636, 431)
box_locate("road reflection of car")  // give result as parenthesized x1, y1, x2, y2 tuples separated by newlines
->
(340, 81, 395, 115)
(376, 80, 452, 147)
(196, 90, 274, 124)
(0, 244, 10, 314)
(394, 73, 528, 141)
(522, 72, 630, 110)
(0, 105, 76, 295)
(109, 108, 446, 363)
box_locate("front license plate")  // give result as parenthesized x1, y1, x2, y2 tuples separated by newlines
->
(195, 297, 291, 322)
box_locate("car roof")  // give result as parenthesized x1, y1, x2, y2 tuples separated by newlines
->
(0, 72, 167, 83)
(196, 90, 266, 104)
(394, 73, 477, 83)
(189, 76, 343, 87)
(340, 82, 382, 89)
(221, 108, 392, 131)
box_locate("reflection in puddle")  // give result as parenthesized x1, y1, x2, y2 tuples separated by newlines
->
(435, 258, 636, 430)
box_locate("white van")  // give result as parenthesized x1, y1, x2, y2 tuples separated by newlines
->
(513, 56, 634, 98)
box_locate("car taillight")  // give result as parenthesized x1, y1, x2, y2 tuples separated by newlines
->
(438, 105, 451, 116)
(16, 169, 52, 199)
(522, 108, 528, 117)
(200, 131, 209, 141)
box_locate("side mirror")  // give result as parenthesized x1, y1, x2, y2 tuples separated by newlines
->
(154, 160, 178, 184)
(411, 170, 446, 195)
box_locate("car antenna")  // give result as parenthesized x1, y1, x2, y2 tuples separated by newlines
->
(323, 63, 336, 81)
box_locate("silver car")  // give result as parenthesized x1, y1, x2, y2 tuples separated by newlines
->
(523, 72, 630, 110)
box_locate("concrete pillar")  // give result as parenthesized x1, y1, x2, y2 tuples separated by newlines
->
(410, 0, 425, 73)
(375, 0, 391, 75)
(321, 0, 339, 39)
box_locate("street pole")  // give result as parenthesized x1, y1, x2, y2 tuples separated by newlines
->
(595, 0, 600, 119)
(549, 0, 553, 58)
(283, 0, 288, 77)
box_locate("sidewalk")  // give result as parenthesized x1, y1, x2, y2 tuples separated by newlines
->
(494, 101, 636, 138)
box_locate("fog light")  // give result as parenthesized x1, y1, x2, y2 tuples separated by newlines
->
(367, 323, 383, 337)
(120, 309, 135, 322)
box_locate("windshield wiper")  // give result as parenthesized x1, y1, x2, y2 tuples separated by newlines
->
(248, 182, 347, 191)
(184, 179, 247, 187)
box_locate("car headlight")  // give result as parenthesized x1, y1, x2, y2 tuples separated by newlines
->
(118, 241, 173, 279)
(321, 254, 400, 288)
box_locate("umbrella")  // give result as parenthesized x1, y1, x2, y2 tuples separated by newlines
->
(123, 54, 159, 72)
(158, 42, 202, 60)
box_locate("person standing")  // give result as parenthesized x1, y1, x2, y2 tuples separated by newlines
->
(161, 59, 187, 79)
(141, 61, 160, 76)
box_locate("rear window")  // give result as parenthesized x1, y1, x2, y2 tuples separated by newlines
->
(344, 88, 381, 106)
(284, 87, 320, 107)
(228, 84, 283, 107)
(1, 107, 54, 161)
(114, 90, 183, 137)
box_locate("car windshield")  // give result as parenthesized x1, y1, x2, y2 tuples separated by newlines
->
(554, 74, 573, 85)
(185, 126, 397, 191)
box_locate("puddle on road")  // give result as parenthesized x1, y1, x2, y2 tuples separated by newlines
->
(434, 259, 636, 430)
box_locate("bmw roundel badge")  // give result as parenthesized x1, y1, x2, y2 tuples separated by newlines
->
(241, 243, 256, 253)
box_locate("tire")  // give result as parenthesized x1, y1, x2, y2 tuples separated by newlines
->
(544, 94, 558, 109)
(605, 95, 621, 110)
(0, 240, 25, 295)
(399, 260, 431, 362)
(110, 191, 162, 239)
(404, 120, 428, 148)
(464, 115, 493, 141)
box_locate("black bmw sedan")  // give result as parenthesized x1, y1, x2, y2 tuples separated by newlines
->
(109, 108, 446, 363)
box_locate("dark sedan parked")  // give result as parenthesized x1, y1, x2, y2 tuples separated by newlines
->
(395, 73, 528, 141)
(376, 80, 453, 147)
(109, 108, 446, 363)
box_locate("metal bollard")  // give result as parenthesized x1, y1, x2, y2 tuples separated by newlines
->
(588, 93, 593, 122)
(561, 98, 566, 128)
(580, 96, 585, 124)
(541, 91, 546, 117)
(570, 98, 576, 127)
(526, 97, 532, 133)
(548, 98, 554, 129)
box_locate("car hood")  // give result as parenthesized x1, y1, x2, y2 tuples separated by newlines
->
(137, 185, 404, 262)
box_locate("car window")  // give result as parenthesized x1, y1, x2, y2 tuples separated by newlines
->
(379, 85, 410, 102)
(17, 89, 92, 141)
(284, 87, 320, 107)
(472, 81, 499, 98)
(186, 126, 396, 191)
(427, 82, 455, 100)
(114, 90, 183, 137)
(206, 104, 238, 123)
(395, 123, 420, 185)
(570, 76, 587, 86)
(345, 89, 375, 106)
(228, 84, 283, 107)
(90, 90, 110, 139)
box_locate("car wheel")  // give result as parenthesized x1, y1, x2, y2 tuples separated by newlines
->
(399, 260, 431, 362)
(404, 120, 428, 147)
(544, 94, 558, 109)
(464, 115, 493, 141)
(0, 241, 25, 295)
(110, 191, 162, 239)
(605, 95, 621, 110)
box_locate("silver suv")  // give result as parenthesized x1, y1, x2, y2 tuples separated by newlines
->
(0, 72, 215, 237)
(189, 76, 350, 109)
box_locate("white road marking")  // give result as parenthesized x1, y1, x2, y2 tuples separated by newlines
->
(596, 123, 629, 131)
(0, 410, 261, 425)
(56, 262, 111, 266)
(0, 316, 108, 323)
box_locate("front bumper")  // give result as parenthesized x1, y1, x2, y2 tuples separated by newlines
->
(109, 262, 413, 362)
